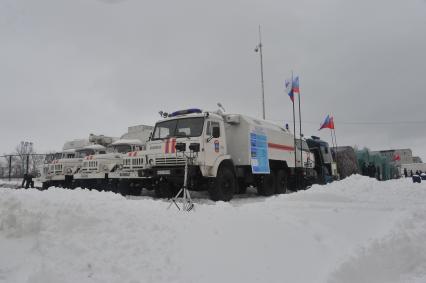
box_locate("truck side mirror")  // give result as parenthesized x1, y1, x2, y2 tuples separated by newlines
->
(212, 126, 220, 138)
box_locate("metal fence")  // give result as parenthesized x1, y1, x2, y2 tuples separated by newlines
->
(0, 154, 46, 181)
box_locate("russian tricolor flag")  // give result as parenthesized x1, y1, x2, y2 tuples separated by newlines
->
(285, 76, 300, 102)
(292, 76, 300, 94)
(319, 115, 335, 130)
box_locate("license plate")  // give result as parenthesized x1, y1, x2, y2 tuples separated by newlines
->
(157, 170, 170, 175)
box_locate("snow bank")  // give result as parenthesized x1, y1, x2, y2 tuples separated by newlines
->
(0, 175, 425, 283)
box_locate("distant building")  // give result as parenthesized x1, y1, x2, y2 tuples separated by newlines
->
(412, 156, 422, 163)
(372, 149, 413, 166)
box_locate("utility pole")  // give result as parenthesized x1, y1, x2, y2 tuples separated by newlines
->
(8, 155, 12, 181)
(255, 25, 266, 120)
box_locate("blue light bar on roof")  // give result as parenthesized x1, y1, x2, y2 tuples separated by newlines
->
(170, 108, 202, 117)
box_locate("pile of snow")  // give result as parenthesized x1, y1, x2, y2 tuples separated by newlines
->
(1, 175, 426, 283)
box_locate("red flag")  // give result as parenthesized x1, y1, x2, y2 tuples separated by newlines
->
(319, 115, 335, 130)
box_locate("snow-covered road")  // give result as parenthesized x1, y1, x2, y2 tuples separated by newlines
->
(1, 175, 425, 283)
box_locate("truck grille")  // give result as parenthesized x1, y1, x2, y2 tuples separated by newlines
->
(155, 157, 185, 167)
(81, 161, 98, 172)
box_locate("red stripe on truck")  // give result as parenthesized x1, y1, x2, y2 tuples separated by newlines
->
(171, 138, 176, 153)
(268, 143, 294, 151)
(165, 139, 170, 153)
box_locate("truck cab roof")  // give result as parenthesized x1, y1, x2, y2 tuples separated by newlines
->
(111, 139, 144, 146)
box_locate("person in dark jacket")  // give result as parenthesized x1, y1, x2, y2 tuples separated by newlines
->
(21, 173, 34, 189)
(404, 168, 408, 178)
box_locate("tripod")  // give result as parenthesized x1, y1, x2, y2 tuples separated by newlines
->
(168, 150, 197, 211)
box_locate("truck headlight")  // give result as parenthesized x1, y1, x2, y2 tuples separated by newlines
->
(66, 168, 72, 174)
(103, 164, 109, 172)
(149, 159, 154, 165)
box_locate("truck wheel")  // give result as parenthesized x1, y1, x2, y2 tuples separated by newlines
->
(258, 171, 276, 196)
(275, 170, 288, 194)
(118, 180, 130, 196)
(109, 180, 119, 194)
(42, 182, 50, 190)
(209, 166, 236, 201)
(130, 184, 142, 196)
(78, 181, 87, 190)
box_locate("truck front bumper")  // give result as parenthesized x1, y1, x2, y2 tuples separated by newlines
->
(74, 172, 107, 180)
(50, 175, 66, 181)
(109, 170, 149, 179)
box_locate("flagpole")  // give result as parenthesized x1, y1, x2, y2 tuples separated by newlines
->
(331, 115, 338, 179)
(297, 78, 303, 172)
(292, 71, 297, 174)
(255, 25, 266, 120)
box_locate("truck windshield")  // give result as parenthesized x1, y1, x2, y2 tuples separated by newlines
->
(75, 149, 95, 157)
(108, 144, 131, 153)
(152, 117, 205, 140)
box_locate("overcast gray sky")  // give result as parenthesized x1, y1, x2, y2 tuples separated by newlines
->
(1, 0, 425, 159)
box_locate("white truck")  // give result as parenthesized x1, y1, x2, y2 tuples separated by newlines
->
(135, 108, 314, 201)
(43, 140, 107, 189)
(37, 152, 61, 189)
(73, 125, 153, 192)
(109, 149, 152, 196)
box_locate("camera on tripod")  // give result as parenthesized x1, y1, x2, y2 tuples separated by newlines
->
(169, 142, 200, 212)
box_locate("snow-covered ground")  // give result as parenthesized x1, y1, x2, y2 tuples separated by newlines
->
(0, 175, 425, 283)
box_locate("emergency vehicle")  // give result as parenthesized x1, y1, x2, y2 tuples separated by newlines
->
(73, 125, 153, 192)
(137, 108, 314, 201)
(109, 150, 152, 196)
(43, 141, 106, 189)
(306, 136, 338, 184)
(37, 152, 61, 189)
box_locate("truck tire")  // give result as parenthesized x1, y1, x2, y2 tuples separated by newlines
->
(79, 180, 89, 190)
(118, 180, 130, 196)
(109, 180, 119, 194)
(209, 166, 236, 201)
(129, 184, 142, 196)
(258, 171, 276, 196)
(275, 170, 288, 194)
(42, 182, 50, 190)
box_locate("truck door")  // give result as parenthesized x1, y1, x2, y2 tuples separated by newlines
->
(203, 120, 226, 167)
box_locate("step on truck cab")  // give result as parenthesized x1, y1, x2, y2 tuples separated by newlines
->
(43, 140, 107, 189)
(73, 125, 153, 193)
(142, 108, 313, 201)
